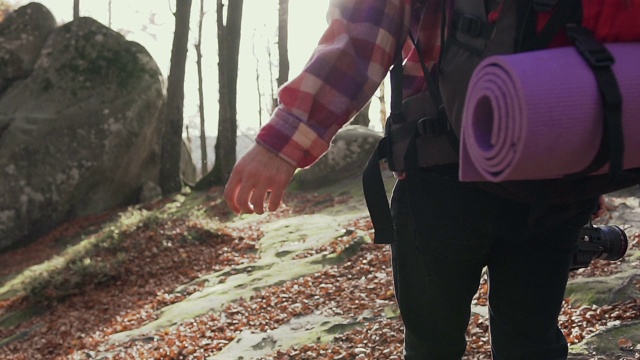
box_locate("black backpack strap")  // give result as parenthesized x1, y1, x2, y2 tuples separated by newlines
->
(408, 32, 459, 153)
(564, 25, 624, 182)
(533, 0, 558, 12)
(407, 32, 449, 135)
(362, 135, 395, 244)
(389, 52, 406, 127)
(362, 54, 404, 245)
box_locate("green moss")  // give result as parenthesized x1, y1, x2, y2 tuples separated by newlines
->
(566, 279, 620, 307)
(0, 307, 42, 329)
(57, 23, 158, 92)
(570, 321, 640, 356)
(0, 192, 227, 305)
(40, 77, 53, 92)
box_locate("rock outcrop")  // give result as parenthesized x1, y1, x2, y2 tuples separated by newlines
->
(0, 3, 56, 92)
(291, 125, 382, 190)
(0, 14, 164, 250)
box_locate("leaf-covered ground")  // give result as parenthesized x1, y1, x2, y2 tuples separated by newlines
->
(0, 185, 639, 360)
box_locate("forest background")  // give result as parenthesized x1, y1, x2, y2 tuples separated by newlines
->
(2, 0, 387, 185)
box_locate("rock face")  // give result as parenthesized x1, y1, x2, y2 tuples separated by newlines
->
(0, 3, 56, 92)
(0, 14, 165, 250)
(291, 125, 382, 190)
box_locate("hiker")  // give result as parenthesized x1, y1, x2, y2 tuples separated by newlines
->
(225, 0, 636, 358)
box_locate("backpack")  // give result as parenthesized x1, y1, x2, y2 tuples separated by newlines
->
(363, 0, 640, 244)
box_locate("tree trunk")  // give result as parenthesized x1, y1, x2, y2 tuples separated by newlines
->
(159, 0, 193, 195)
(195, 0, 207, 177)
(267, 44, 276, 113)
(195, 0, 244, 189)
(276, 0, 289, 88)
(73, 0, 79, 19)
(351, 102, 371, 127)
(272, 0, 289, 110)
(378, 82, 387, 129)
(252, 32, 264, 128)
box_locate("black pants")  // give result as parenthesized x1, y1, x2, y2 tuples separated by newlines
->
(390, 168, 596, 360)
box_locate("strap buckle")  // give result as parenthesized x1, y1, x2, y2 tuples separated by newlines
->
(456, 14, 484, 38)
(417, 116, 449, 137)
(566, 25, 615, 68)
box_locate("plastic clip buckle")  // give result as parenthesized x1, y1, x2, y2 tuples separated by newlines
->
(417, 117, 447, 137)
(566, 25, 615, 68)
(456, 14, 484, 38)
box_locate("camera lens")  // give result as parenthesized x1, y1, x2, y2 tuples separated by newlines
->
(595, 225, 628, 261)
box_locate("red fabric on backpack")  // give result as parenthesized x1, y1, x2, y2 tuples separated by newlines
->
(538, 0, 640, 46)
(582, 0, 640, 42)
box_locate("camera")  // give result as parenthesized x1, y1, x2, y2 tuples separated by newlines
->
(570, 223, 629, 271)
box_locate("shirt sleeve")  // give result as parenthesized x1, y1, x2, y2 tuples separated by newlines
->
(256, 0, 412, 168)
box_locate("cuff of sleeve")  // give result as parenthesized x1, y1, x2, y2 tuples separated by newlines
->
(256, 108, 331, 169)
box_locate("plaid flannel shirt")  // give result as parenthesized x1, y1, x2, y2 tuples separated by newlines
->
(256, 0, 444, 168)
(257, 0, 640, 168)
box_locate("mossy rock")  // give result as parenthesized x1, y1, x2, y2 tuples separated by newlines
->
(0, 307, 43, 329)
(291, 125, 382, 191)
(565, 268, 640, 307)
(570, 321, 640, 358)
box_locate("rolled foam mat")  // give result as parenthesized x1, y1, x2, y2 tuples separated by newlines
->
(459, 43, 640, 182)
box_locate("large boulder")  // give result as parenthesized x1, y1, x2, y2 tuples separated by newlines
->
(0, 16, 164, 250)
(291, 125, 382, 190)
(0, 3, 56, 92)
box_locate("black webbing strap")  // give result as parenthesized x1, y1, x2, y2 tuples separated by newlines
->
(565, 25, 624, 181)
(514, 1, 536, 51)
(362, 55, 404, 245)
(408, 32, 448, 128)
(362, 136, 395, 244)
(408, 32, 458, 152)
(437, 0, 447, 66)
(533, 0, 559, 12)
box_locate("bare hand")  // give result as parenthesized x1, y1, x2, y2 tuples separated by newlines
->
(224, 144, 296, 214)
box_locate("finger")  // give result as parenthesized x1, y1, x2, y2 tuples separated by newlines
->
(250, 185, 269, 215)
(268, 186, 285, 212)
(224, 172, 242, 214)
(235, 178, 255, 214)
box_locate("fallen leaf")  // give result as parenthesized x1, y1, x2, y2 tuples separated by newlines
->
(617, 337, 633, 350)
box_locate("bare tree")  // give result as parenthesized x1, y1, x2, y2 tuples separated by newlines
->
(378, 82, 387, 129)
(195, 0, 208, 176)
(276, 0, 289, 89)
(196, 0, 244, 188)
(252, 31, 264, 128)
(108, 0, 112, 27)
(73, 0, 79, 19)
(267, 0, 290, 112)
(159, 0, 193, 195)
(266, 42, 276, 114)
